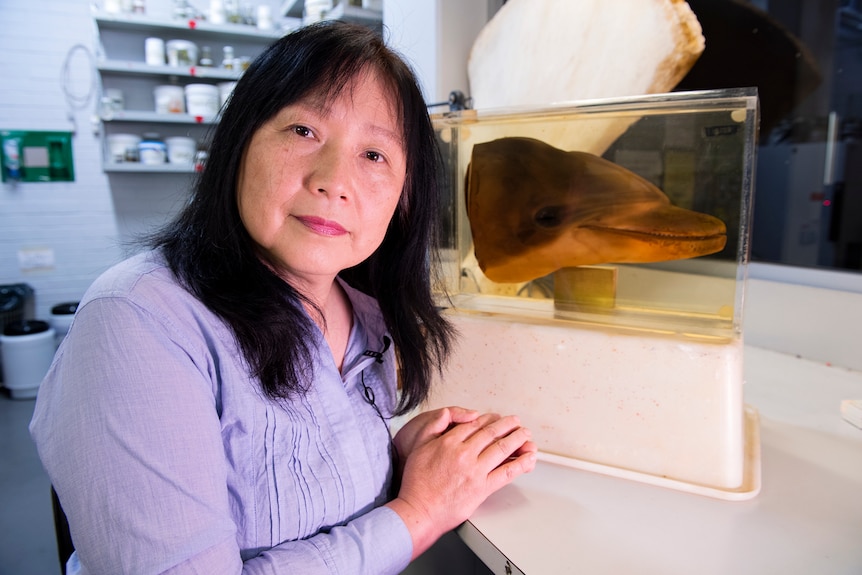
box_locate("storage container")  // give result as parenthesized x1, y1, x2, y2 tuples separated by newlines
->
(139, 139, 167, 164)
(165, 39, 198, 67)
(106, 134, 141, 163)
(49, 302, 78, 349)
(184, 84, 219, 118)
(1, 320, 55, 399)
(154, 85, 185, 114)
(0, 284, 33, 332)
(165, 137, 196, 164)
(145, 37, 165, 66)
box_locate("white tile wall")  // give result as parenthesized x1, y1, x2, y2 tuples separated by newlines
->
(0, 0, 282, 320)
(1, 1, 120, 320)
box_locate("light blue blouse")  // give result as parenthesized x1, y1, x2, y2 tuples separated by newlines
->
(30, 250, 412, 574)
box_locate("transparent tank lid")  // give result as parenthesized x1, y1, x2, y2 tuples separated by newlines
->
(432, 88, 758, 340)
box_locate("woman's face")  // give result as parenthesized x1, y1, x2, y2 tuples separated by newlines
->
(237, 70, 407, 292)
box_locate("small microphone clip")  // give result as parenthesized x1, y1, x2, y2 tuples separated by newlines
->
(362, 335, 391, 364)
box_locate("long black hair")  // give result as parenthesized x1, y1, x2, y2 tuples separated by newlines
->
(149, 21, 454, 414)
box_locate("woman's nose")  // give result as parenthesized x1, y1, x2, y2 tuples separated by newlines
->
(308, 145, 352, 200)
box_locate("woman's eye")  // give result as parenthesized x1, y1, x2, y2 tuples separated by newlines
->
(365, 151, 382, 162)
(292, 125, 312, 138)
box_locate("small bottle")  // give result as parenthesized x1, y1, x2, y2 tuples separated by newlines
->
(209, 0, 225, 24)
(3, 138, 22, 180)
(224, 0, 241, 23)
(199, 46, 214, 67)
(194, 148, 208, 172)
(256, 4, 272, 30)
(145, 37, 165, 66)
(222, 46, 234, 70)
(303, 0, 332, 25)
(172, 0, 186, 19)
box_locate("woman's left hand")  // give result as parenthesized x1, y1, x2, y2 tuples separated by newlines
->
(387, 411, 537, 560)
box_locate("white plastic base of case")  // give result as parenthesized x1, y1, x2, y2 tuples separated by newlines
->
(427, 310, 748, 490)
(536, 405, 761, 500)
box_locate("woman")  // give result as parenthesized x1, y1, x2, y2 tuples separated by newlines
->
(31, 21, 536, 574)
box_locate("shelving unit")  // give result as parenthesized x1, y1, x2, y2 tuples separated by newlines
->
(280, 1, 383, 33)
(97, 60, 243, 80)
(93, 10, 283, 173)
(93, 4, 383, 174)
(100, 110, 219, 124)
(103, 162, 201, 174)
(94, 13, 285, 40)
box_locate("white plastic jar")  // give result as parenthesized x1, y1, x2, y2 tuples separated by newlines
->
(145, 37, 165, 66)
(107, 134, 142, 163)
(139, 139, 167, 165)
(165, 39, 198, 67)
(154, 85, 185, 114)
(165, 137, 197, 164)
(184, 84, 220, 118)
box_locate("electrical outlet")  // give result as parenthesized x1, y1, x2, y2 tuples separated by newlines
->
(18, 248, 55, 271)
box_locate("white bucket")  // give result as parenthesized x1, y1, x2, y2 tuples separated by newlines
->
(49, 302, 77, 349)
(154, 85, 185, 114)
(1, 320, 56, 399)
(185, 84, 220, 118)
(165, 137, 197, 164)
(106, 134, 141, 163)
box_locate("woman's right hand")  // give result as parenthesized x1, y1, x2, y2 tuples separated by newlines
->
(386, 412, 537, 559)
(392, 406, 480, 464)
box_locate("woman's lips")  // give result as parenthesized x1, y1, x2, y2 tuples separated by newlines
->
(296, 215, 347, 236)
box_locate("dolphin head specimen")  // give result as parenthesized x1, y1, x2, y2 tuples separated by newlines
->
(465, 137, 727, 284)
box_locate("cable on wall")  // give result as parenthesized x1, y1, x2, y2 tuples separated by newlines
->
(60, 43, 98, 135)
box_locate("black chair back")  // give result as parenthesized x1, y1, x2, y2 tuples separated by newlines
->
(50, 487, 75, 574)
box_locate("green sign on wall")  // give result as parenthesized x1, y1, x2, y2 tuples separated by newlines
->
(1, 130, 75, 183)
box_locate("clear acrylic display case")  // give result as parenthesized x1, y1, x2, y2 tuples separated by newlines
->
(426, 89, 760, 499)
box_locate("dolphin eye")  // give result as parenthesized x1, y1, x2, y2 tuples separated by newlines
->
(535, 206, 565, 228)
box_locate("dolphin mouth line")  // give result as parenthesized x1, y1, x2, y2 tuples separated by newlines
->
(581, 226, 726, 242)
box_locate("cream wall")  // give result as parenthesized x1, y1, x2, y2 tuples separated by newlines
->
(383, 0, 498, 105)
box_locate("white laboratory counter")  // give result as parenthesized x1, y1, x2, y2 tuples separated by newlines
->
(456, 345, 862, 575)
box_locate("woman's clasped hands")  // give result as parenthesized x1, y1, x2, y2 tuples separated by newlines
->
(387, 407, 538, 559)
